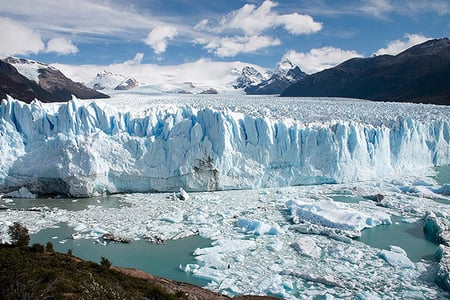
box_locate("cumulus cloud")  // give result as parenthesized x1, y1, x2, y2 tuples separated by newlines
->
(144, 25, 178, 54)
(276, 13, 323, 35)
(282, 47, 363, 74)
(205, 35, 281, 57)
(0, 17, 45, 56)
(45, 37, 78, 55)
(374, 34, 430, 56)
(219, 0, 322, 36)
(194, 0, 321, 57)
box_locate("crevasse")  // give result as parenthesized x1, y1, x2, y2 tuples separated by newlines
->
(1, 97, 450, 197)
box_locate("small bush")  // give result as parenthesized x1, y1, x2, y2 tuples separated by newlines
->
(45, 242, 54, 253)
(8, 222, 30, 247)
(100, 256, 112, 268)
(31, 243, 45, 253)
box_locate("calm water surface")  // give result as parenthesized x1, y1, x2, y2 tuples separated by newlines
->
(30, 223, 212, 287)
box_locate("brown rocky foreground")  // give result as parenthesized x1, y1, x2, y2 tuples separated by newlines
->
(114, 266, 280, 300)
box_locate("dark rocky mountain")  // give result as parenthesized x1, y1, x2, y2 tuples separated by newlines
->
(0, 57, 109, 103)
(281, 38, 450, 105)
(0, 59, 56, 102)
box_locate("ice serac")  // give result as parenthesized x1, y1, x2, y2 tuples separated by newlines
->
(1, 97, 450, 197)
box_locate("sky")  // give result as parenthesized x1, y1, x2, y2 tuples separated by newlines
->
(0, 0, 449, 75)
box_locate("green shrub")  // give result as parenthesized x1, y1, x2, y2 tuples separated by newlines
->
(100, 256, 112, 268)
(45, 242, 54, 253)
(7, 222, 30, 247)
(31, 243, 45, 253)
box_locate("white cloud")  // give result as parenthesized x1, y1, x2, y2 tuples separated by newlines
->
(53, 58, 266, 88)
(205, 35, 281, 57)
(45, 37, 78, 55)
(194, 19, 209, 31)
(276, 13, 323, 35)
(123, 53, 144, 65)
(144, 25, 178, 54)
(283, 47, 363, 74)
(194, 0, 321, 58)
(219, 0, 322, 36)
(403, 0, 450, 16)
(374, 33, 430, 56)
(221, 0, 277, 35)
(361, 0, 393, 18)
(0, 0, 156, 39)
(0, 17, 45, 56)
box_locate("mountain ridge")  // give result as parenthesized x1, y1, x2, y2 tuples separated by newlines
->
(281, 38, 450, 104)
(0, 57, 109, 103)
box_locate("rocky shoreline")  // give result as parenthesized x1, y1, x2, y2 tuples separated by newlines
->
(114, 266, 279, 300)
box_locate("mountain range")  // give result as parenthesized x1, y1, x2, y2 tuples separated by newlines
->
(233, 59, 306, 95)
(1, 38, 449, 104)
(281, 38, 450, 105)
(0, 57, 109, 103)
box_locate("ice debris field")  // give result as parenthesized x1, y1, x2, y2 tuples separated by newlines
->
(2, 95, 450, 298)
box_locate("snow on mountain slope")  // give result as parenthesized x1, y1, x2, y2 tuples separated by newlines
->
(4, 57, 51, 83)
(1, 95, 450, 197)
(89, 70, 128, 90)
(53, 59, 266, 95)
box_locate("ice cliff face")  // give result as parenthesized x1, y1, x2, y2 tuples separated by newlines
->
(1, 96, 450, 197)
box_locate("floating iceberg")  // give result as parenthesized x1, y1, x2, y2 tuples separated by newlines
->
(379, 245, 415, 268)
(287, 199, 391, 236)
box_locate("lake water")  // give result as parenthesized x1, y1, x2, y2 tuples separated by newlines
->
(12, 164, 450, 297)
(30, 223, 212, 287)
(331, 195, 439, 262)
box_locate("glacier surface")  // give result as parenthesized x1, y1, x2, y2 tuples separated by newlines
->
(1, 95, 450, 197)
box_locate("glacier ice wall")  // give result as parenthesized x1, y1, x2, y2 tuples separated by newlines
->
(1, 97, 450, 197)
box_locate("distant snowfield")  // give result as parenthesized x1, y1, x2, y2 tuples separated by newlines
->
(1, 95, 450, 298)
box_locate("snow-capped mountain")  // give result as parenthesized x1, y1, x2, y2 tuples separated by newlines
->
(244, 59, 306, 94)
(115, 78, 138, 90)
(274, 58, 296, 76)
(233, 66, 267, 89)
(1, 57, 109, 103)
(90, 70, 138, 91)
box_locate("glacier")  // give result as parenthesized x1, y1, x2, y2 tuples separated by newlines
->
(1, 95, 450, 197)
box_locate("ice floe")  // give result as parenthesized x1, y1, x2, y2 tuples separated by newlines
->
(1, 176, 449, 298)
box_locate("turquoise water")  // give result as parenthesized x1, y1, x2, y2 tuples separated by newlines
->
(357, 216, 438, 262)
(29, 223, 212, 287)
(2, 195, 129, 211)
(435, 165, 450, 186)
(331, 195, 367, 204)
(332, 196, 439, 262)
